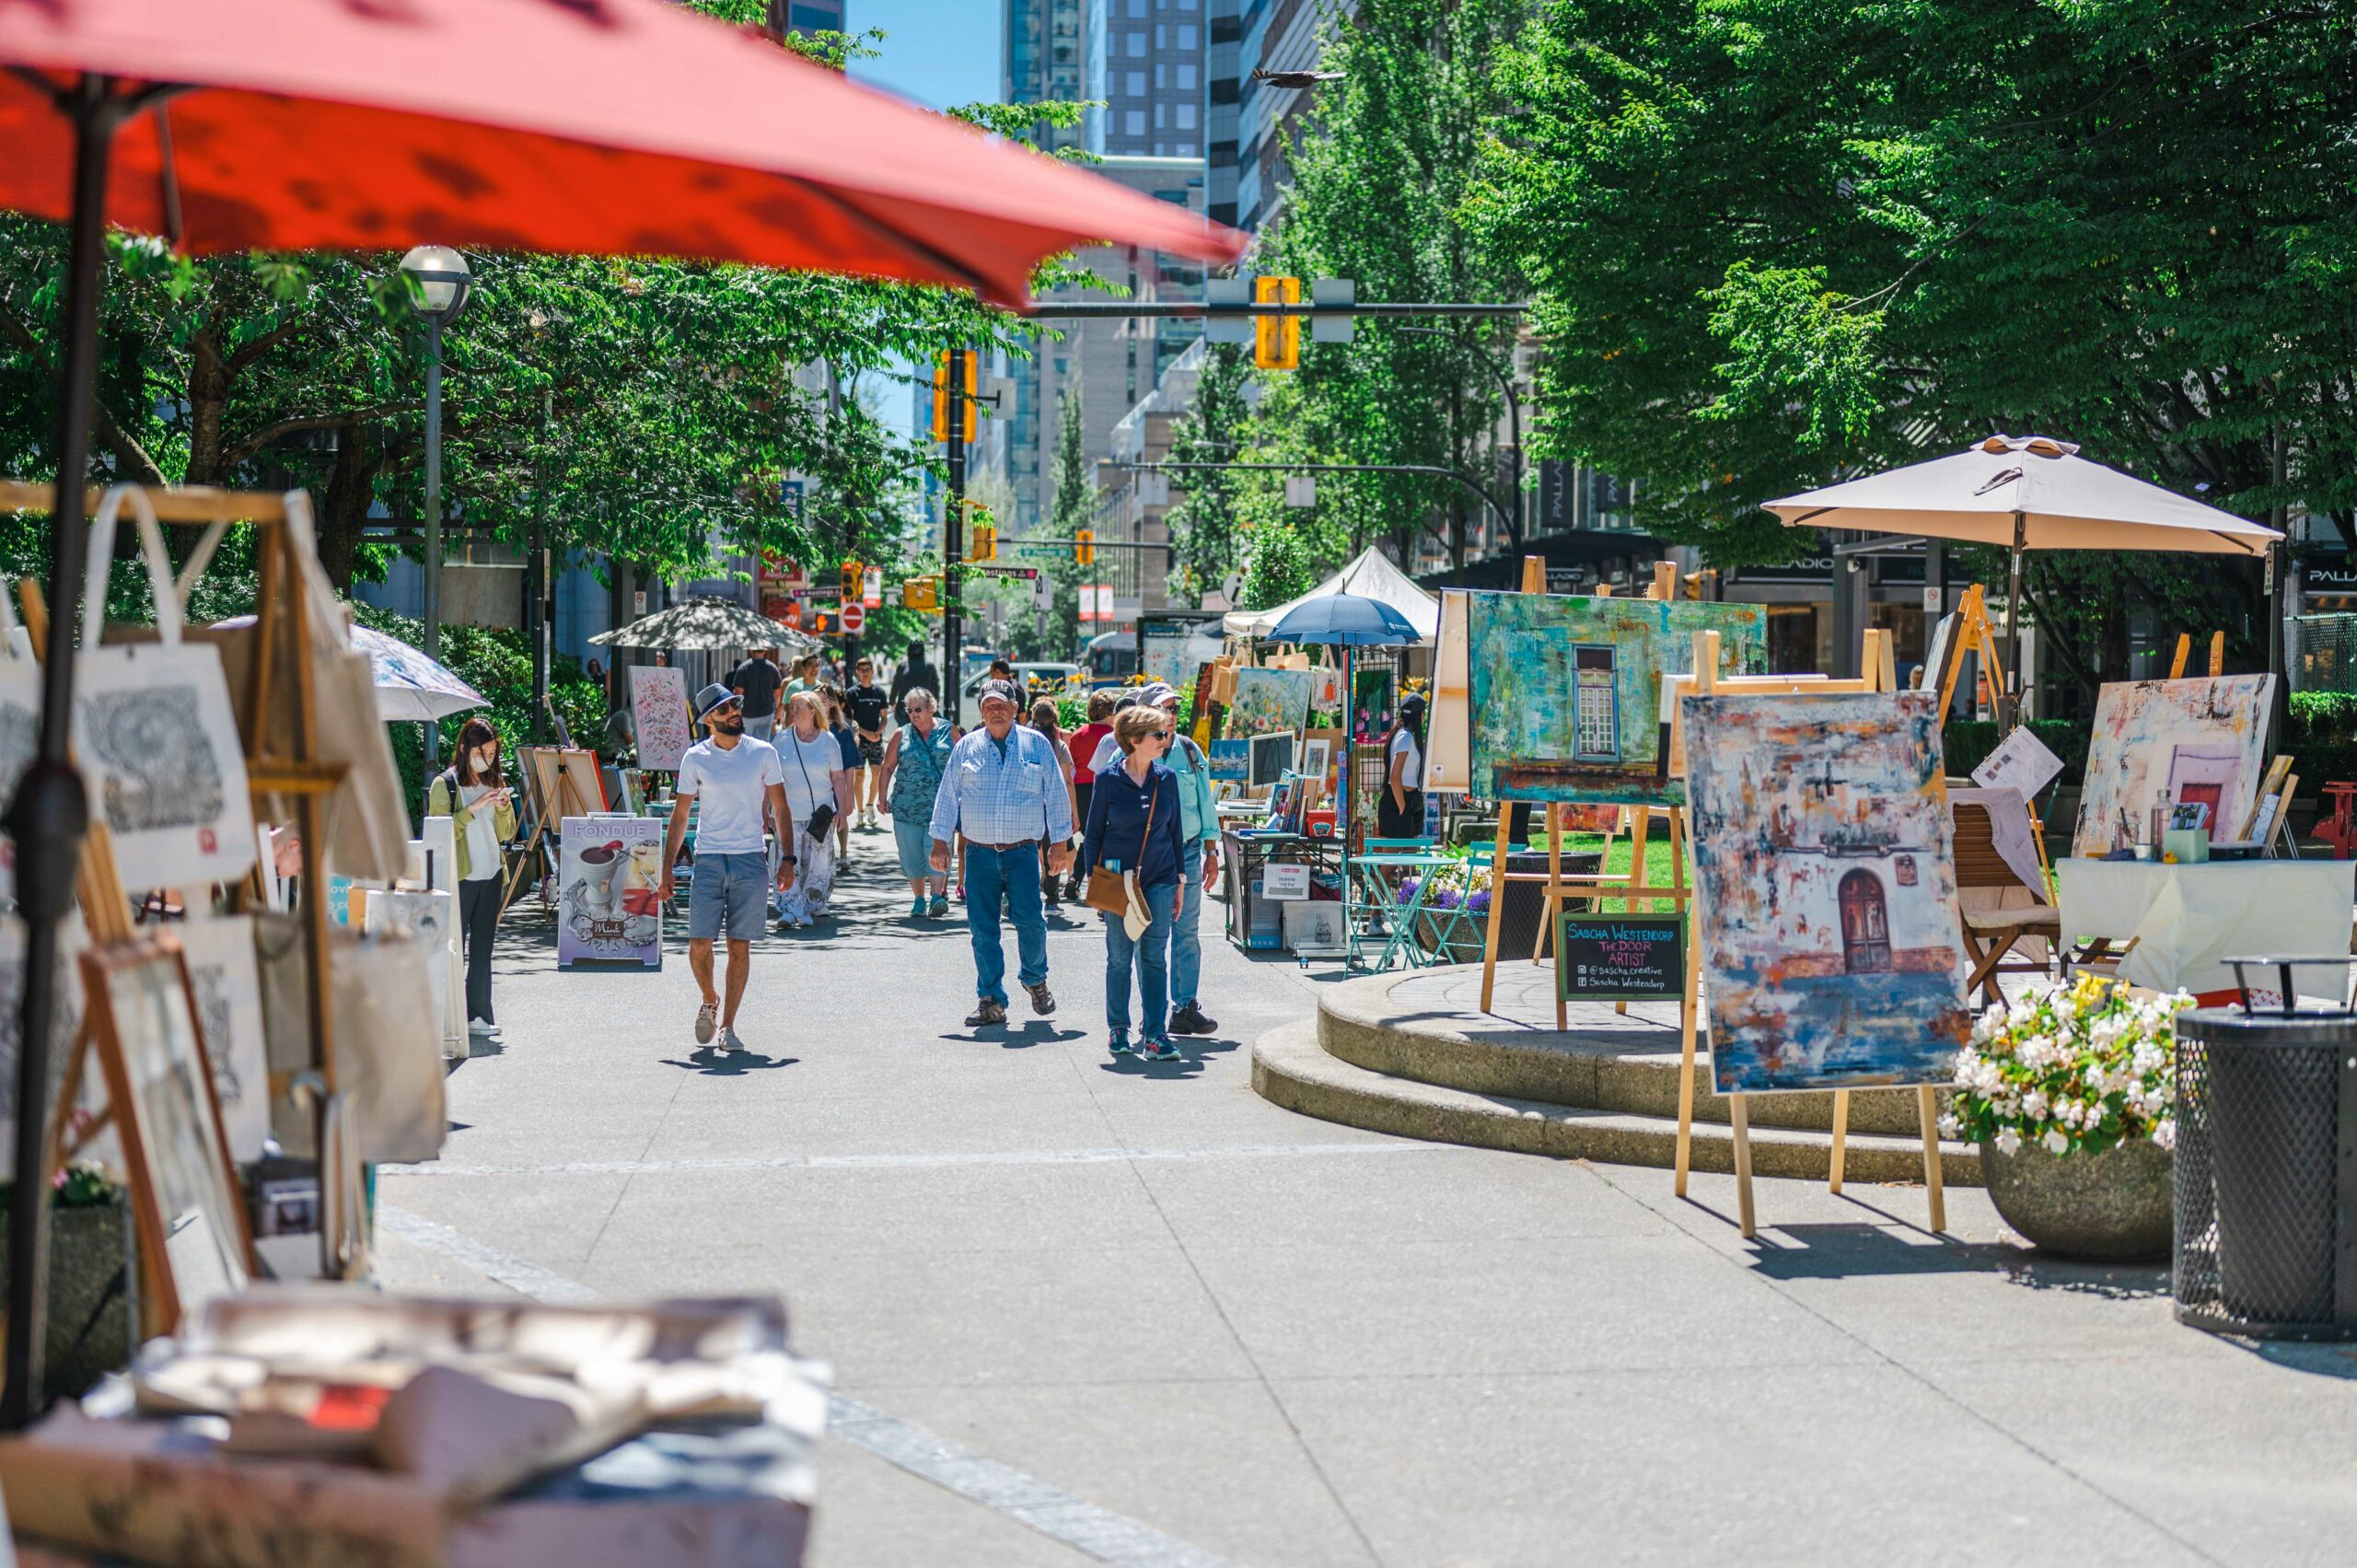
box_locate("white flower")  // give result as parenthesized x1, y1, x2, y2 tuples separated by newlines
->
(2084, 1062, 2107, 1089)
(2044, 1129, 2072, 1155)
(2153, 1117, 2177, 1153)
(1995, 1128, 2023, 1156)
(1938, 1114, 1959, 1138)
(2022, 1090, 2049, 1121)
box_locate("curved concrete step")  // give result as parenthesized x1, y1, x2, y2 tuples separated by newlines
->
(1254, 1019, 1982, 1186)
(1318, 970, 1954, 1136)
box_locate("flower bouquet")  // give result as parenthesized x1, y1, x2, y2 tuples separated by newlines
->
(1944, 973, 2189, 1156)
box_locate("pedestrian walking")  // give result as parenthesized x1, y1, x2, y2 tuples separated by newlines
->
(1379, 691, 1428, 841)
(659, 685, 793, 1051)
(821, 684, 858, 860)
(1149, 684, 1221, 1036)
(890, 637, 939, 725)
(1080, 705, 1185, 1060)
(1066, 691, 1115, 900)
(928, 678, 1073, 1028)
(728, 645, 784, 739)
(782, 653, 821, 710)
(425, 717, 518, 1044)
(1083, 688, 1148, 777)
(847, 656, 891, 829)
(1028, 699, 1078, 908)
(775, 691, 848, 928)
(878, 686, 953, 917)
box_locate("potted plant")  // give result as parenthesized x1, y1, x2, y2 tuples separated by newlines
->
(1943, 974, 2185, 1261)
(0, 1163, 136, 1396)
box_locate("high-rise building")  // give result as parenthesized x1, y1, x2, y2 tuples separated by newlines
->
(769, 0, 846, 36)
(1205, 1, 1242, 227)
(1004, 0, 1086, 152)
(1084, 0, 1207, 159)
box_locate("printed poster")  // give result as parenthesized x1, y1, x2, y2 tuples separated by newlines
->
(630, 664, 696, 773)
(558, 815, 665, 970)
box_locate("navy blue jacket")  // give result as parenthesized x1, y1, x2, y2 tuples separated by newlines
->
(1082, 758, 1185, 890)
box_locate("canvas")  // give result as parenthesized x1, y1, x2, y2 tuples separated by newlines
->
(1425, 590, 1471, 794)
(2073, 675, 2276, 856)
(1229, 667, 1316, 738)
(1465, 592, 1766, 807)
(630, 665, 695, 772)
(1350, 668, 1395, 746)
(171, 916, 271, 1163)
(558, 816, 665, 969)
(1683, 691, 1972, 1094)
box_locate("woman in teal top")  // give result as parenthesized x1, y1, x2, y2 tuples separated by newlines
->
(878, 686, 956, 918)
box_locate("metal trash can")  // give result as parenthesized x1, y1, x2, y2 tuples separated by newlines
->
(2171, 958, 2357, 1340)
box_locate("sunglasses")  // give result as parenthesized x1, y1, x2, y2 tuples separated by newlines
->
(1147, 729, 1171, 740)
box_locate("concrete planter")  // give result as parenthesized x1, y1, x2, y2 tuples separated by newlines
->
(0, 1196, 138, 1396)
(1409, 908, 1485, 966)
(1981, 1137, 2173, 1262)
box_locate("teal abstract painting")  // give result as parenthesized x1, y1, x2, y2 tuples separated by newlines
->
(1463, 593, 1766, 807)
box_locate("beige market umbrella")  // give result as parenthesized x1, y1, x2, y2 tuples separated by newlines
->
(1765, 435, 2283, 714)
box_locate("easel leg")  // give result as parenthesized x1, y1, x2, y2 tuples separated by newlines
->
(1729, 1092, 1756, 1238)
(1617, 807, 1653, 1017)
(1546, 804, 1566, 1029)
(1477, 804, 1513, 1015)
(1829, 1090, 1851, 1194)
(1674, 894, 1702, 1198)
(1916, 1085, 1947, 1233)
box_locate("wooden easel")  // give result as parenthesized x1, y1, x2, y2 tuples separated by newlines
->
(498, 746, 602, 920)
(2167, 631, 2226, 679)
(8, 481, 357, 1288)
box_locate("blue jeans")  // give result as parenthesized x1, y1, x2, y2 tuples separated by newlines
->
(965, 842, 1049, 1004)
(1170, 843, 1204, 1007)
(1104, 879, 1177, 1040)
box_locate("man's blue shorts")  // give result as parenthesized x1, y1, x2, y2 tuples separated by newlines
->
(688, 851, 769, 942)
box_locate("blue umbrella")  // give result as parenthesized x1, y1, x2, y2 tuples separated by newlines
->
(1263, 592, 1422, 646)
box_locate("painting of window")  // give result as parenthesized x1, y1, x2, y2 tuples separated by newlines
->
(1573, 646, 1618, 761)
(1837, 868, 1892, 973)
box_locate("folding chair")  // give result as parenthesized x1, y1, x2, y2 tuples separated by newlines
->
(1953, 800, 2062, 1005)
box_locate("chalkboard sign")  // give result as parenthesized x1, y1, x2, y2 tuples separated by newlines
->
(1555, 913, 1686, 1002)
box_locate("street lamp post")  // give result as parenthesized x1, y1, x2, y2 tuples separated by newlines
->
(400, 244, 473, 766)
(1399, 324, 1523, 555)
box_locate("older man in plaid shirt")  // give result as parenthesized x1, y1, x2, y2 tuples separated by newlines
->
(930, 679, 1075, 1028)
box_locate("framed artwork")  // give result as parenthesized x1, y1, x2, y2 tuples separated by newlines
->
(1248, 731, 1295, 789)
(1297, 731, 1341, 796)
(169, 916, 272, 1162)
(1465, 592, 1766, 807)
(1208, 738, 1249, 784)
(1229, 667, 1316, 738)
(629, 664, 695, 772)
(1684, 691, 1972, 1095)
(1282, 900, 1348, 952)
(1350, 668, 1395, 746)
(80, 940, 255, 1331)
(2073, 676, 2274, 856)
(558, 815, 666, 969)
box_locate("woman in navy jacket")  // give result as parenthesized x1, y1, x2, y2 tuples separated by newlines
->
(1081, 705, 1187, 1060)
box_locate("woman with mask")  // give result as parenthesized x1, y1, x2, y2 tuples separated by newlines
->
(426, 717, 518, 1042)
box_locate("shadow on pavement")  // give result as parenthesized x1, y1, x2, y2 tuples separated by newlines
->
(658, 1048, 799, 1075)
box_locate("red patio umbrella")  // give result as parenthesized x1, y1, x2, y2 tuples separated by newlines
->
(0, 0, 1243, 1423)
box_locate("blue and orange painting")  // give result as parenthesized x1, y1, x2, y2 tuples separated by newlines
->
(1464, 593, 1765, 807)
(1683, 691, 1970, 1094)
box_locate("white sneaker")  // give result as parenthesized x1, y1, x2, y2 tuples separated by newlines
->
(719, 1026, 747, 1053)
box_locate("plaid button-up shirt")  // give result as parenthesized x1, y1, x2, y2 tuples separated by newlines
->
(928, 724, 1074, 848)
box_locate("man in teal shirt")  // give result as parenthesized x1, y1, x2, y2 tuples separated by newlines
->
(1151, 685, 1221, 1036)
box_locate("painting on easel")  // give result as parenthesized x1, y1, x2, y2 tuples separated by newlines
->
(2072, 675, 2274, 857)
(1464, 593, 1765, 807)
(1683, 691, 1971, 1094)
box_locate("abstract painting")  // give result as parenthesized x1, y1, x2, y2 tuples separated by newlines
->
(1465, 593, 1766, 806)
(1350, 668, 1395, 745)
(630, 665, 695, 773)
(1683, 691, 1971, 1094)
(1229, 667, 1316, 738)
(2073, 675, 2275, 856)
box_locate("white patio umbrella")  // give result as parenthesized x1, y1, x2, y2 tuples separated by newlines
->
(1765, 435, 2283, 714)
(214, 615, 488, 722)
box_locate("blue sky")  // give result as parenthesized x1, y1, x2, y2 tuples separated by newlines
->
(846, 1, 1000, 112)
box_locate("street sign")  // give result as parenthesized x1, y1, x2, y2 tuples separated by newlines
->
(1032, 574, 1053, 610)
(1222, 571, 1244, 606)
(973, 564, 1040, 579)
(1284, 476, 1317, 508)
(839, 601, 865, 634)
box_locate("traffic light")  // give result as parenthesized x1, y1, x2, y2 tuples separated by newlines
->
(1074, 528, 1095, 566)
(930, 350, 978, 444)
(900, 576, 939, 611)
(970, 520, 995, 563)
(1254, 275, 1301, 371)
(840, 559, 861, 600)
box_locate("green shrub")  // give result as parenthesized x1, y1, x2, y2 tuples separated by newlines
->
(2291, 691, 2357, 745)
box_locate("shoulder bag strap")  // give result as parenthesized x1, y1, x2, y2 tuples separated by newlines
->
(1136, 780, 1158, 867)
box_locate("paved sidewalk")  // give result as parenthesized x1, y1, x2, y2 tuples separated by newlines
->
(378, 831, 2357, 1567)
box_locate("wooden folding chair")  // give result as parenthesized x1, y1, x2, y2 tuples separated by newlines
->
(1953, 800, 2062, 1005)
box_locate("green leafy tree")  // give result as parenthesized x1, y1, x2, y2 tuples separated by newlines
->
(1028, 386, 1092, 659)
(1165, 343, 1253, 598)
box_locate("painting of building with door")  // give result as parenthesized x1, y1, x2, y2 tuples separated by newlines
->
(1682, 691, 1972, 1094)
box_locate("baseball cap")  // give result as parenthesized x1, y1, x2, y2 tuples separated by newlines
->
(978, 678, 1024, 707)
(1138, 681, 1178, 707)
(693, 682, 738, 723)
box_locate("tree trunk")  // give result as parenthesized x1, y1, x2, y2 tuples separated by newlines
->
(317, 428, 376, 595)
(183, 313, 229, 486)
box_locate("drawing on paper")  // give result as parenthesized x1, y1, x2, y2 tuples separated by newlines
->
(1228, 667, 1316, 738)
(1464, 593, 1766, 807)
(629, 665, 696, 773)
(2073, 675, 2275, 856)
(172, 918, 271, 1163)
(81, 687, 226, 832)
(1683, 691, 1971, 1094)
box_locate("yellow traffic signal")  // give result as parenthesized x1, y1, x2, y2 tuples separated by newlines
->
(930, 350, 978, 444)
(898, 575, 940, 612)
(971, 521, 996, 563)
(1074, 528, 1095, 566)
(1254, 275, 1300, 371)
(841, 559, 861, 600)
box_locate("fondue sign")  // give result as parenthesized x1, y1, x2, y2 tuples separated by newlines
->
(557, 816, 666, 970)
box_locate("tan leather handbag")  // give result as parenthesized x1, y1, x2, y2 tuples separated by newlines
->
(1085, 780, 1158, 917)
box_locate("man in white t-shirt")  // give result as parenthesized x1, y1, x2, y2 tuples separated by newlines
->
(660, 683, 793, 1052)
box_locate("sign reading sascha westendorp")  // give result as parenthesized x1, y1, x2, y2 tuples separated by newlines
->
(1555, 913, 1685, 1002)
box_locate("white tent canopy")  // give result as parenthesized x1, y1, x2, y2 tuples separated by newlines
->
(1224, 546, 1440, 640)
(1764, 436, 2282, 556)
